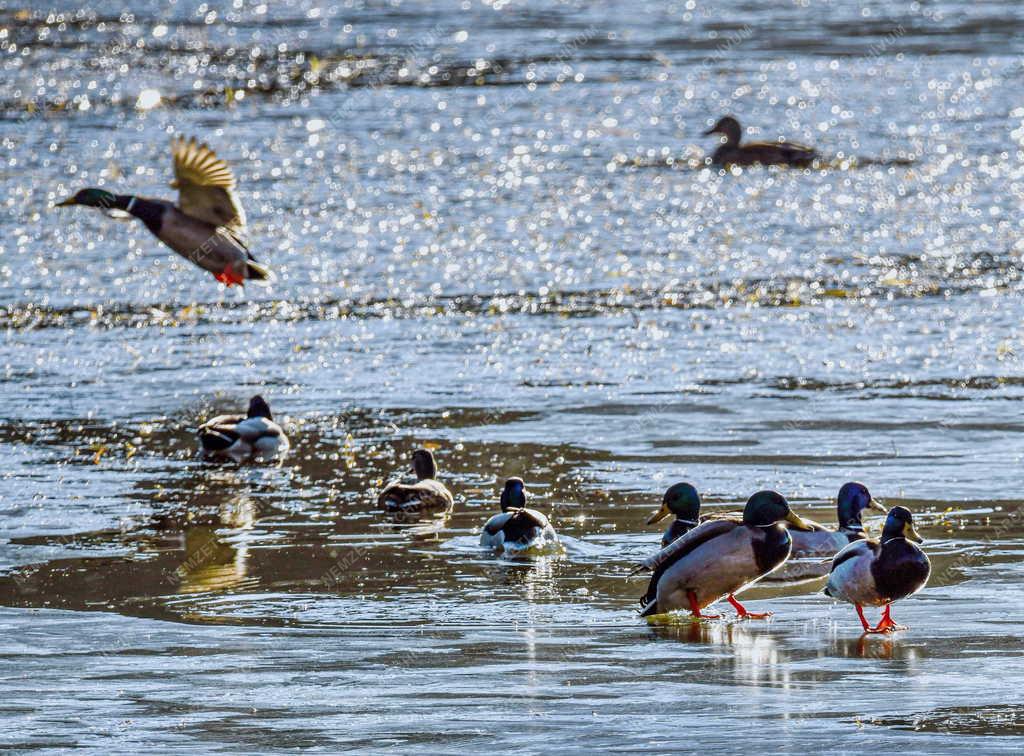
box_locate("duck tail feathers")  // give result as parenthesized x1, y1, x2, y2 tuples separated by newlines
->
(245, 260, 274, 285)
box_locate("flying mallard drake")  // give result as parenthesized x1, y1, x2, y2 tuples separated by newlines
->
(704, 116, 817, 167)
(645, 482, 703, 548)
(377, 448, 454, 519)
(634, 490, 812, 619)
(788, 481, 887, 558)
(481, 478, 559, 554)
(824, 506, 930, 633)
(197, 395, 289, 463)
(56, 136, 270, 287)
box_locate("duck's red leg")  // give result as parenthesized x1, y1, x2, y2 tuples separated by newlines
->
(728, 594, 773, 620)
(214, 266, 245, 287)
(855, 604, 872, 632)
(687, 590, 720, 619)
(867, 604, 907, 634)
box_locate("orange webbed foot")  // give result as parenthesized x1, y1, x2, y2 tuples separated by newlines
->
(856, 604, 872, 632)
(214, 266, 245, 287)
(728, 594, 773, 620)
(859, 604, 907, 634)
(866, 605, 907, 634)
(687, 590, 721, 620)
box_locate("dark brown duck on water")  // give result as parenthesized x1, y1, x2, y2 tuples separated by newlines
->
(377, 448, 454, 520)
(704, 116, 817, 167)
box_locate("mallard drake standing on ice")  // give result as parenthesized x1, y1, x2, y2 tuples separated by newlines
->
(56, 136, 271, 286)
(634, 490, 813, 619)
(481, 478, 559, 553)
(704, 116, 817, 167)
(197, 395, 289, 463)
(824, 506, 930, 633)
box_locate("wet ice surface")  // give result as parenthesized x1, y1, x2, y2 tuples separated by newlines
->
(3, 0, 1024, 751)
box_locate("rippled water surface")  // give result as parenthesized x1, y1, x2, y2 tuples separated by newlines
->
(3, 0, 1024, 751)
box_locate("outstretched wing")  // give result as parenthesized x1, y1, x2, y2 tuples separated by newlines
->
(171, 135, 247, 231)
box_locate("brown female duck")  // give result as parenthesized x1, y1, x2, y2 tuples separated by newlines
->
(377, 448, 454, 518)
(704, 116, 817, 167)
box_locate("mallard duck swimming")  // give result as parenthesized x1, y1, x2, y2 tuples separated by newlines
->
(789, 482, 887, 558)
(377, 448, 454, 518)
(56, 136, 270, 287)
(635, 490, 812, 619)
(481, 478, 559, 553)
(704, 116, 817, 167)
(197, 395, 289, 463)
(824, 506, 930, 633)
(645, 482, 702, 547)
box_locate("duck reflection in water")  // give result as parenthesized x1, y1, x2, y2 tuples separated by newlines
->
(175, 526, 250, 594)
(478, 555, 559, 599)
(831, 633, 923, 662)
(154, 495, 255, 595)
(647, 619, 786, 685)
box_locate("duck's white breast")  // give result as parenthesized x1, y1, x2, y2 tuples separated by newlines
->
(826, 542, 883, 606)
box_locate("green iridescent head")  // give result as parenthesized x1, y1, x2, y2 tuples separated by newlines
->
(56, 187, 117, 208)
(646, 482, 701, 525)
(743, 490, 813, 530)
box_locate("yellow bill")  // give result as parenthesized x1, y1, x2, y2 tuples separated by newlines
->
(903, 521, 924, 543)
(785, 510, 814, 532)
(646, 502, 672, 525)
